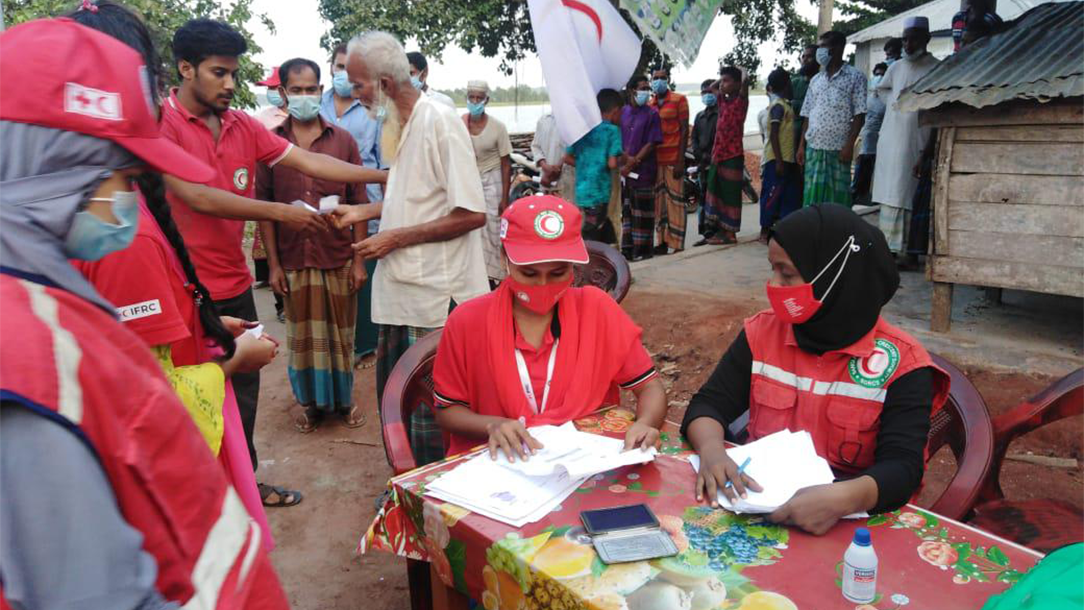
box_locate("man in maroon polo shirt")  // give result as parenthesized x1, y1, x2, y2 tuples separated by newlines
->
(160, 19, 387, 508)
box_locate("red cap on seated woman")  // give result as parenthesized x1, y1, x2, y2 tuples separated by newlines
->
(431, 195, 668, 462)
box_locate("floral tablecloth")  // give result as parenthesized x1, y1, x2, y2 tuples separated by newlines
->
(361, 408, 1042, 610)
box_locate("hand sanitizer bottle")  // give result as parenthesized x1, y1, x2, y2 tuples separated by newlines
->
(842, 527, 878, 603)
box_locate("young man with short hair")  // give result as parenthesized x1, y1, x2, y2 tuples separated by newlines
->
(759, 68, 802, 237)
(851, 62, 889, 206)
(798, 30, 867, 208)
(620, 74, 663, 261)
(161, 19, 387, 507)
(699, 65, 749, 245)
(406, 51, 456, 109)
(691, 78, 719, 235)
(564, 88, 625, 241)
(257, 58, 368, 433)
(648, 66, 690, 254)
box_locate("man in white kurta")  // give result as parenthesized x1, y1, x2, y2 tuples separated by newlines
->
(341, 31, 489, 465)
(873, 16, 941, 253)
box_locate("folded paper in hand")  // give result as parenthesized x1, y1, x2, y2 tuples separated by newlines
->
(688, 429, 867, 518)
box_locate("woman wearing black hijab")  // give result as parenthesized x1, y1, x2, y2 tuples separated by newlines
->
(682, 205, 950, 535)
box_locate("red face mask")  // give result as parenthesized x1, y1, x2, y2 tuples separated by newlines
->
(766, 235, 859, 325)
(507, 276, 573, 314)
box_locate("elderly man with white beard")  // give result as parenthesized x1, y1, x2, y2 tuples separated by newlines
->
(331, 31, 488, 466)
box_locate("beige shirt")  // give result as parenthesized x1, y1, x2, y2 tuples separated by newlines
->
(468, 115, 513, 175)
(372, 95, 489, 328)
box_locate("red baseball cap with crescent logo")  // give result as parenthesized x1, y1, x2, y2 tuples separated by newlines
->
(0, 18, 214, 184)
(256, 66, 281, 88)
(500, 195, 589, 265)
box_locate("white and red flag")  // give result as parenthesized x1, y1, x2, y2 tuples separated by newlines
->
(528, 0, 641, 145)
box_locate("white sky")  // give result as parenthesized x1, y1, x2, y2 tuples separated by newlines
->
(249, 0, 827, 91)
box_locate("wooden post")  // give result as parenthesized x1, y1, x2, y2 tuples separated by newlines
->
(430, 562, 469, 610)
(818, 0, 835, 34)
(932, 282, 954, 333)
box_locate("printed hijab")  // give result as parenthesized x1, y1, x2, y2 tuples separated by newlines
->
(771, 204, 900, 353)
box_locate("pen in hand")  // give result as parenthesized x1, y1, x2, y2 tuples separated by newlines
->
(725, 456, 752, 492)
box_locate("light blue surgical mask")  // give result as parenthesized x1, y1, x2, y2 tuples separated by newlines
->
(410, 75, 424, 90)
(266, 89, 284, 108)
(651, 79, 669, 95)
(371, 104, 387, 123)
(332, 70, 353, 97)
(816, 47, 831, 67)
(870, 75, 884, 90)
(884, 57, 898, 66)
(287, 94, 322, 121)
(65, 190, 139, 261)
(634, 90, 651, 106)
(701, 93, 717, 107)
(467, 100, 486, 117)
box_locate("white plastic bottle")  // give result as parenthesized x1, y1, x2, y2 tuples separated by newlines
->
(842, 527, 878, 603)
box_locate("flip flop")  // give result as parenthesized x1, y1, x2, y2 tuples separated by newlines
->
(293, 405, 321, 433)
(340, 405, 366, 429)
(259, 483, 303, 508)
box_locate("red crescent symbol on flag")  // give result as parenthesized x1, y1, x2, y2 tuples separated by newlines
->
(562, 0, 603, 42)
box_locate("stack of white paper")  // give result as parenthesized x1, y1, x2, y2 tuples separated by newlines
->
(425, 422, 658, 527)
(688, 429, 867, 517)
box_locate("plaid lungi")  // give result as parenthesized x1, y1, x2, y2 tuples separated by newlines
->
(376, 324, 443, 466)
(285, 262, 357, 413)
(703, 157, 744, 235)
(655, 165, 687, 251)
(803, 148, 852, 207)
(879, 205, 911, 253)
(480, 167, 506, 281)
(622, 183, 655, 260)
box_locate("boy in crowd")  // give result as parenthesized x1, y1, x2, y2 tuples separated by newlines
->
(564, 89, 625, 240)
(691, 79, 718, 236)
(698, 66, 749, 246)
(759, 68, 802, 240)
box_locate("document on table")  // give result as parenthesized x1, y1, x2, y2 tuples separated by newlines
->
(688, 429, 867, 518)
(494, 422, 658, 479)
(424, 422, 658, 527)
(424, 452, 587, 527)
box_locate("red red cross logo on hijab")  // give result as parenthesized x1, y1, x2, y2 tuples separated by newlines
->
(562, 0, 603, 41)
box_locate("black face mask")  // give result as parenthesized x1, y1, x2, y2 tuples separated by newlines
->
(771, 205, 899, 354)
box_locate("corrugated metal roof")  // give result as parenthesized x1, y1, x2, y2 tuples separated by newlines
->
(896, 1, 1084, 112)
(848, 0, 1068, 44)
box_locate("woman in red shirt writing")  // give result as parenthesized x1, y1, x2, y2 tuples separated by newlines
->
(433, 195, 668, 461)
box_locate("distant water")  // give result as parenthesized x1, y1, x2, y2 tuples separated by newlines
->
(254, 93, 769, 137)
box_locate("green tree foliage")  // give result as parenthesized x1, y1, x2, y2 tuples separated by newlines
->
(8, 0, 274, 108)
(835, 0, 930, 36)
(317, 0, 815, 85)
(443, 85, 551, 105)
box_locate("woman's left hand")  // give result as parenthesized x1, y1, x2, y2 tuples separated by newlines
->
(220, 316, 258, 337)
(767, 483, 849, 535)
(623, 421, 661, 451)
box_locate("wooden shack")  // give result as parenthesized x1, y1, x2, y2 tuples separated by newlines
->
(897, 1, 1084, 331)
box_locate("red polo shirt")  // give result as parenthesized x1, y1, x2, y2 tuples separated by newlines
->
(160, 89, 293, 300)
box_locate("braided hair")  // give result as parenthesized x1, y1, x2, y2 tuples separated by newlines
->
(137, 172, 237, 360)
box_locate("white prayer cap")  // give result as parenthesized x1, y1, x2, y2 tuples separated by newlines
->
(904, 16, 930, 31)
(467, 79, 490, 93)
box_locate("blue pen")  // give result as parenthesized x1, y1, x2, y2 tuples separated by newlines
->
(725, 457, 752, 489)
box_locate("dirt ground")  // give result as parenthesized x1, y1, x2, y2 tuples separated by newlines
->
(251, 285, 1081, 609)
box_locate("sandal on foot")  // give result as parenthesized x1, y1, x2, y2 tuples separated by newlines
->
(293, 405, 321, 433)
(354, 353, 376, 370)
(259, 483, 303, 508)
(340, 405, 366, 429)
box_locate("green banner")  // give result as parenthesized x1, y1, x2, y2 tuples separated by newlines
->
(620, 0, 723, 67)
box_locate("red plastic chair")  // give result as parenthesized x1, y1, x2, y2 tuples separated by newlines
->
(967, 367, 1084, 553)
(574, 240, 631, 303)
(379, 330, 445, 476)
(923, 354, 996, 520)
